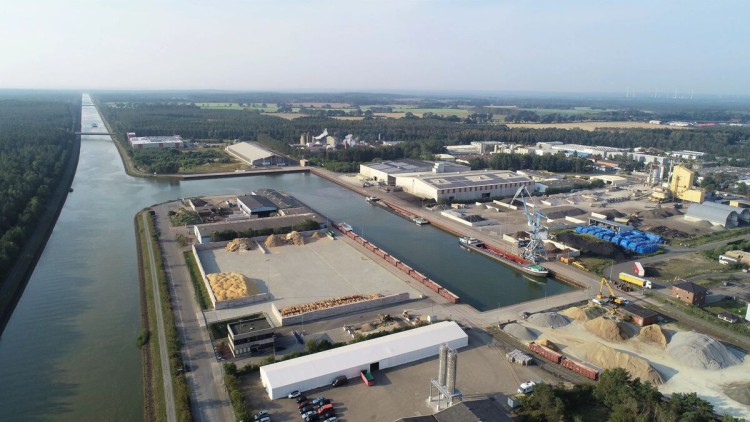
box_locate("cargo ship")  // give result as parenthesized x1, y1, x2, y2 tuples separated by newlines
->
(459, 236, 549, 277)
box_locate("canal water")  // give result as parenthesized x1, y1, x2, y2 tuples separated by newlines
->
(0, 96, 575, 421)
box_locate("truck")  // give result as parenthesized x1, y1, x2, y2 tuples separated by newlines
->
(619, 272, 652, 288)
(517, 381, 536, 394)
(634, 262, 645, 277)
(360, 369, 374, 386)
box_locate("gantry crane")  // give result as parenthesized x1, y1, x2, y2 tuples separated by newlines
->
(510, 186, 549, 264)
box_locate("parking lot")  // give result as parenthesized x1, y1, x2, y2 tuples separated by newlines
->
(243, 329, 560, 421)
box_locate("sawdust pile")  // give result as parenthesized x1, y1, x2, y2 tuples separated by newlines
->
(264, 234, 287, 248)
(667, 332, 743, 370)
(526, 312, 570, 329)
(638, 325, 668, 347)
(207, 272, 256, 301)
(560, 306, 602, 322)
(537, 338, 559, 352)
(286, 231, 305, 246)
(225, 238, 253, 252)
(503, 323, 539, 341)
(584, 343, 663, 385)
(310, 231, 325, 239)
(280, 294, 384, 317)
(585, 317, 629, 342)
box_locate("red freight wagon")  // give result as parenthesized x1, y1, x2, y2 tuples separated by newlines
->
(561, 357, 599, 381)
(528, 342, 563, 364)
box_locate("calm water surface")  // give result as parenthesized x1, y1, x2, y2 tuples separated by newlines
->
(0, 97, 574, 421)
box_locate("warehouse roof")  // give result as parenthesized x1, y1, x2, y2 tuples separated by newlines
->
(195, 214, 323, 238)
(621, 304, 658, 319)
(237, 194, 278, 212)
(260, 321, 467, 390)
(415, 170, 532, 190)
(685, 203, 738, 228)
(701, 201, 750, 222)
(398, 399, 513, 422)
(226, 142, 277, 164)
(361, 159, 435, 174)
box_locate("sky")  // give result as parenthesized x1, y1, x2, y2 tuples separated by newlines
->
(1, 0, 748, 95)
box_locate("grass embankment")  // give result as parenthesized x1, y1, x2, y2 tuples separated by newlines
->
(681, 226, 750, 248)
(183, 251, 211, 310)
(137, 211, 193, 421)
(647, 253, 728, 281)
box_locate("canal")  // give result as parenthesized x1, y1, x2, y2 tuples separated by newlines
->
(0, 95, 575, 421)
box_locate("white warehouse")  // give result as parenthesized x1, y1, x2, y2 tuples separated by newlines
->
(395, 170, 534, 203)
(259, 321, 468, 399)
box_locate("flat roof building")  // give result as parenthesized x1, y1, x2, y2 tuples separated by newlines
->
(227, 313, 275, 357)
(395, 170, 533, 203)
(236, 194, 278, 217)
(193, 214, 324, 243)
(259, 321, 468, 399)
(621, 304, 659, 326)
(128, 134, 183, 148)
(226, 142, 286, 166)
(359, 159, 470, 185)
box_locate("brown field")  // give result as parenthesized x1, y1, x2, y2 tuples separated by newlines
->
(262, 112, 306, 120)
(290, 102, 351, 108)
(331, 116, 364, 120)
(505, 122, 691, 131)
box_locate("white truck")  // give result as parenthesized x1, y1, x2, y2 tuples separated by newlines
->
(517, 380, 537, 394)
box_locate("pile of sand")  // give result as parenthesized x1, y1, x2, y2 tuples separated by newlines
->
(225, 238, 253, 252)
(638, 325, 668, 347)
(503, 323, 539, 341)
(264, 234, 287, 248)
(667, 332, 743, 370)
(585, 317, 628, 342)
(544, 243, 562, 253)
(280, 293, 384, 316)
(286, 231, 305, 246)
(526, 312, 570, 329)
(560, 306, 603, 322)
(584, 343, 663, 385)
(310, 231, 325, 239)
(207, 272, 254, 301)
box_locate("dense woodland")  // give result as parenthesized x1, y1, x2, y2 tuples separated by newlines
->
(97, 99, 750, 174)
(519, 368, 744, 422)
(0, 95, 79, 288)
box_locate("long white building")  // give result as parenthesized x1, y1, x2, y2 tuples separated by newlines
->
(395, 170, 533, 202)
(259, 321, 468, 399)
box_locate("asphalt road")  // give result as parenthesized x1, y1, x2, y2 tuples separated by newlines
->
(153, 204, 236, 422)
(143, 212, 177, 422)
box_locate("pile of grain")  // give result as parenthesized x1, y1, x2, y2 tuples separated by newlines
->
(280, 293, 384, 316)
(207, 272, 251, 301)
(526, 312, 570, 329)
(584, 343, 663, 385)
(585, 317, 628, 342)
(225, 238, 253, 252)
(503, 323, 539, 341)
(286, 231, 305, 246)
(638, 325, 668, 346)
(667, 332, 743, 370)
(264, 234, 287, 248)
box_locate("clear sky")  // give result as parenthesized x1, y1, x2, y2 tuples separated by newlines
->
(1, 0, 747, 95)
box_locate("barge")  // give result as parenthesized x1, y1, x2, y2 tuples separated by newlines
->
(459, 236, 549, 277)
(369, 198, 429, 226)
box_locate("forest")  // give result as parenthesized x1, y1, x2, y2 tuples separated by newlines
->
(0, 94, 79, 290)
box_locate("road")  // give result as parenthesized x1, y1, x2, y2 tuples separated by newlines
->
(152, 204, 236, 422)
(142, 213, 177, 422)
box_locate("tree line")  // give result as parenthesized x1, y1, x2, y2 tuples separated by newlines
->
(0, 95, 79, 290)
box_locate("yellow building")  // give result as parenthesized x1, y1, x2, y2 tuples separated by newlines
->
(669, 165, 705, 203)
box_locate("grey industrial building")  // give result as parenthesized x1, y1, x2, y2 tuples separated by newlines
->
(237, 194, 278, 217)
(685, 202, 748, 228)
(359, 159, 470, 186)
(192, 214, 324, 243)
(395, 170, 534, 203)
(226, 142, 286, 166)
(227, 313, 275, 357)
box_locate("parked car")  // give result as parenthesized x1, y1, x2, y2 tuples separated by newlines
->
(316, 399, 331, 408)
(288, 390, 302, 399)
(296, 395, 308, 403)
(311, 397, 327, 406)
(304, 414, 320, 422)
(331, 375, 348, 387)
(299, 406, 313, 415)
(254, 410, 269, 421)
(297, 401, 310, 409)
(323, 416, 337, 422)
(302, 410, 317, 419)
(317, 404, 334, 415)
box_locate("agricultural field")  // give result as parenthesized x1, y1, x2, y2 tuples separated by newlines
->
(196, 102, 279, 112)
(505, 121, 690, 131)
(518, 106, 617, 115)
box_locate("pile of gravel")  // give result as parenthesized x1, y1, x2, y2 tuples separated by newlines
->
(667, 332, 743, 370)
(503, 323, 539, 341)
(526, 312, 570, 329)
